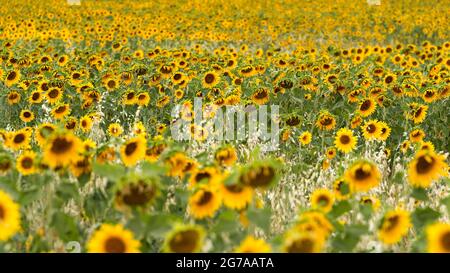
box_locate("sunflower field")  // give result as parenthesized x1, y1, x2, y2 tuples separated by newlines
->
(0, 0, 449, 254)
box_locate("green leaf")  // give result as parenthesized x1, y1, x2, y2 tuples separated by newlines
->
(411, 207, 440, 230)
(411, 187, 428, 201)
(92, 162, 126, 181)
(212, 210, 239, 233)
(247, 206, 271, 234)
(50, 212, 80, 242)
(145, 213, 182, 238)
(140, 161, 167, 177)
(329, 200, 352, 218)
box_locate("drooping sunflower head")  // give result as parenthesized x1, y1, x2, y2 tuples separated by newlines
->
(163, 224, 205, 253)
(87, 224, 140, 253)
(0, 154, 13, 176)
(238, 160, 280, 189)
(114, 175, 160, 211)
(345, 160, 381, 193)
(333, 178, 351, 200)
(315, 111, 336, 131)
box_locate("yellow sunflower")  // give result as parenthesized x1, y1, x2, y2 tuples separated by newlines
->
(87, 224, 140, 253)
(0, 189, 21, 241)
(188, 185, 222, 219)
(163, 224, 205, 253)
(202, 71, 220, 88)
(358, 98, 377, 117)
(310, 188, 334, 213)
(235, 236, 271, 253)
(220, 182, 253, 210)
(43, 132, 82, 168)
(299, 131, 312, 145)
(378, 209, 411, 245)
(345, 160, 381, 192)
(426, 223, 450, 253)
(334, 128, 357, 153)
(362, 119, 381, 140)
(120, 136, 147, 167)
(407, 150, 448, 188)
(108, 123, 123, 137)
(16, 150, 37, 176)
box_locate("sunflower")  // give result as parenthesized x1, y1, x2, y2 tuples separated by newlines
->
(35, 123, 56, 147)
(333, 178, 351, 200)
(360, 195, 381, 210)
(378, 209, 411, 244)
(326, 147, 336, 159)
(220, 182, 253, 210)
(283, 231, 324, 253)
(188, 185, 222, 219)
(345, 160, 381, 192)
(51, 104, 71, 120)
(163, 224, 205, 253)
(419, 141, 435, 152)
(0, 155, 13, 176)
(79, 116, 93, 133)
(16, 150, 37, 176)
(145, 143, 167, 162)
(334, 128, 357, 153)
(45, 87, 63, 104)
(407, 150, 448, 188)
(108, 123, 123, 137)
(120, 136, 147, 167)
(310, 188, 334, 213)
(409, 129, 425, 143)
(299, 131, 312, 145)
(19, 110, 34, 123)
(0, 190, 21, 241)
(202, 71, 220, 88)
(426, 223, 450, 253)
(87, 224, 140, 253)
(298, 211, 333, 237)
(166, 152, 189, 177)
(29, 91, 43, 104)
(136, 92, 150, 106)
(215, 146, 238, 167)
(188, 166, 221, 188)
(8, 129, 31, 151)
(43, 132, 82, 168)
(239, 161, 278, 189)
(377, 121, 391, 141)
(104, 78, 119, 91)
(7, 91, 21, 105)
(235, 236, 271, 253)
(316, 112, 336, 131)
(362, 119, 381, 140)
(114, 177, 159, 210)
(358, 98, 376, 117)
(5, 70, 21, 87)
(251, 88, 270, 105)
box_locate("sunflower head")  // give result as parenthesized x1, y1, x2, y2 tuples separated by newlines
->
(87, 224, 140, 253)
(345, 160, 381, 193)
(163, 224, 205, 253)
(114, 175, 160, 211)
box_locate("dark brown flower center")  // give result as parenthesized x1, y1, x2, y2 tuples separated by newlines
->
(355, 167, 370, 180)
(21, 157, 33, 169)
(14, 133, 25, 143)
(196, 191, 213, 206)
(384, 215, 399, 232)
(360, 100, 372, 111)
(50, 137, 73, 154)
(125, 142, 138, 156)
(441, 232, 450, 251)
(204, 73, 215, 84)
(340, 135, 351, 144)
(415, 155, 434, 174)
(104, 237, 126, 253)
(169, 230, 199, 253)
(7, 71, 17, 81)
(287, 238, 315, 253)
